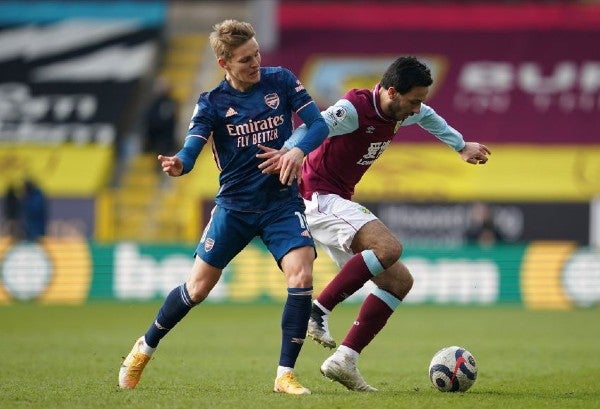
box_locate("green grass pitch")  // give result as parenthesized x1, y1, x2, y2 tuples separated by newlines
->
(1, 303, 598, 409)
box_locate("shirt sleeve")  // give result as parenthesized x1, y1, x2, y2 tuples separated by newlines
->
(284, 98, 359, 150)
(177, 134, 208, 174)
(176, 101, 210, 174)
(401, 103, 466, 151)
(292, 101, 328, 155)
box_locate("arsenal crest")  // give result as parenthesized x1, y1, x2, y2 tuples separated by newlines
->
(265, 93, 280, 109)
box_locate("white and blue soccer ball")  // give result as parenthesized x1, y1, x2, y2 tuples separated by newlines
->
(428, 346, 478, 392)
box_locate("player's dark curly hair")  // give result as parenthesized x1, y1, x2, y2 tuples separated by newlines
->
(380, 56, 433, 94)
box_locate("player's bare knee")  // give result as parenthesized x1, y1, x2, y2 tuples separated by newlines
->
(387, 278, 412, 301)
(286, 268, 313, 288)
(401, 269, 414, 296)
(353, 220, 402, 267)
(281, 247, 315, 287)
(185, 281, 210, 303)
(374, 261, 413, 300)
(281, 257, 313, 287)
(375, 239, 402, 269)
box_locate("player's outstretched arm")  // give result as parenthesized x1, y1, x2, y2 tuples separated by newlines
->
(459, 142, 491, 165)
(158, 154, 183, 176)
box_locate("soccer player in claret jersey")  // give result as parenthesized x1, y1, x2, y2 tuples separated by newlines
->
(118, 19, 328, 395)
(258, 56, 491, 391)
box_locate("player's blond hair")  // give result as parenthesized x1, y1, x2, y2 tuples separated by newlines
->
(209, 19, 256, 61)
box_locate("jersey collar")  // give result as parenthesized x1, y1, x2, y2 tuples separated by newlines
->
(372, 83, 394, 122)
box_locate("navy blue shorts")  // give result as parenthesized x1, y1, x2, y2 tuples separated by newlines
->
(195, 202, 316, 269)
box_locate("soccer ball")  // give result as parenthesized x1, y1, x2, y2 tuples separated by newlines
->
(428, 346, 478, 392)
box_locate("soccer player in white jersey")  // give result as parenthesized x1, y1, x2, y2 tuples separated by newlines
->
(118, 19, 328, 395)
(258, 56, 491, 391)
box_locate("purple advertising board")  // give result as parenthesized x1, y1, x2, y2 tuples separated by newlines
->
(266, 2, 600, 144)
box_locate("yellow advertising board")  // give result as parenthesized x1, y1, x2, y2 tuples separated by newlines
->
(355, 144, 600, 202)
(4, 143, 597, 202)
(181, 143, 600, 202)
(0, 144, 113, 196)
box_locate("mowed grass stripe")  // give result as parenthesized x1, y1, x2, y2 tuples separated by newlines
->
(1, 303, 598, 409)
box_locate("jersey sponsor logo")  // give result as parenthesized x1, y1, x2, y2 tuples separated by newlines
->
(264, 93, 280, 109)
(225, 107, 238, 117)
(227, 115, 285, 147)
(226, 115, 285, 136)
(357, 140, 391, 165)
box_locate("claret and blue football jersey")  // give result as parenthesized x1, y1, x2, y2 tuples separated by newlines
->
(299, 84, 465, 200)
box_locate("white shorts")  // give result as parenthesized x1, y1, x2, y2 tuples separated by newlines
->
(303, 192, 378, 267)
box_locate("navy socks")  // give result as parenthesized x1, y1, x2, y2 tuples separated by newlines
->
(279, 287, 313, 368)
(144, 283, 197, 348)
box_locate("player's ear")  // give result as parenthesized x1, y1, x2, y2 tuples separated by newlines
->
(217, 58, 228, 69)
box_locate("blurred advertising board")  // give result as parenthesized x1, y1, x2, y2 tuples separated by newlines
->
(267, 2, 600, 144)
(189, 143, 600, 203)
(369, 201, 589, 246)
(199, 199, 590, 247)
(0, 144, 113, 195)
(354, 144, 600, 202)
(0, 238, 598, 309)
(0, 1, 165, 145)
(0, 144, 107, 239)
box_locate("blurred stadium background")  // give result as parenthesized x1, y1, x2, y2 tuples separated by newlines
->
(0, 0, 599, 309)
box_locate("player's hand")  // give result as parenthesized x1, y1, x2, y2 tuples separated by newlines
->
(158, 154, 183, 176)
(278, 147, 304, 186)
(257, 144, 285, 174)
(256, 144, 304, 185)
(459, 142, 491, 165)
